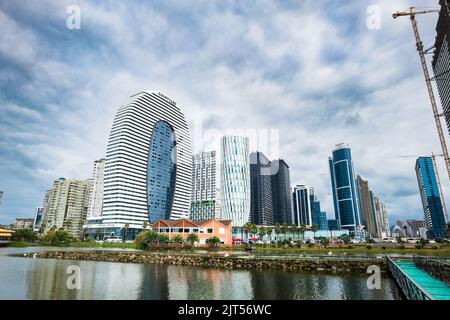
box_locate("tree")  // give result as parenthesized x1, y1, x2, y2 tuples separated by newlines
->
(123, 223, 130, 242)
(207, 236, 221, 248)
(186, 233, 199, 247)
(281, 223, 288, 240)
(258, 226, 267, 240)
(339, 234, 351, 244)
(320, 237, 330, 248)
(134, 230, 158, 250)
(311, 224, 318, 239)
(300, 224, 307, 240)
(157, 233, 169, 244)
(95, 228, 101, 240)
(274, 223, 281, 240)
(142, 221, 149, 230)
(44, 229, 72, 245)
(243, 222, 252, 241)
(12, 229, 38, 243)
(251, 224, 258, 238)
(172, 234, 184, 244)
(291, 224, 298, 241)
(266, 228, 273, 242)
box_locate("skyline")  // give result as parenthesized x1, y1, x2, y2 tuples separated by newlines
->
(1, 0, 448, 225)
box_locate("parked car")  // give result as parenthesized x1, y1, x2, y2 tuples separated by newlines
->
(407, 238, 418, 244)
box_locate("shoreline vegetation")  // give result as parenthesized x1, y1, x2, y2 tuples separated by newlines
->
(8, 241, 450, 256)
(33, 250, 389, 273)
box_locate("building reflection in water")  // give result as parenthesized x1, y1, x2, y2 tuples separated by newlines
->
(23, 257, 401, 300)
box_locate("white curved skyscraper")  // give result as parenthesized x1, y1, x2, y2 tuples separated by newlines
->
(87, 91, 192, 239)
(220, 136, 250, 227)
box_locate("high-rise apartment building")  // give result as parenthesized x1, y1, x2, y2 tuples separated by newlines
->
(250, 151, 273, 225)
(87, 159, 105, 218)
(319, 212, 329, 230)
(33, 207, 44, 232)
(432, 0, 450, 136)
(0, 191, 3, 207)
(271, 159, 293, 225)
(220, 136, 250, 227)
(292, 185, 315, 227)
(92, 91, 192, 239)
(329, 144, 362, 236)
(42, 178, 92, 238)
(356, 175, 378, 237)
(415, 157, 448, 238)
(190, 151, 220, 220)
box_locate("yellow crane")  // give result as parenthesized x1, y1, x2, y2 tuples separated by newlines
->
(393, 7, 450, 181)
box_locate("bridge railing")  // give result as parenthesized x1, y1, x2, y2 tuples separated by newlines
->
(386, 256, 434, 300)
(413, 255, 450, 287)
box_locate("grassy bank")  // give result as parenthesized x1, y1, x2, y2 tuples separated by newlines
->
(252, 246, 450, 256)
(8, 241, 135, 249)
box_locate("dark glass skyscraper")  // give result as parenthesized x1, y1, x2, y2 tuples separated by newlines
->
(292, 185, 314, 227)
(271, 159, 293, 225)
(329, 144, 362, 236)
(415, 157, 448, 239)
(147, 121, 176, 222)
(250, 152, 273, 225)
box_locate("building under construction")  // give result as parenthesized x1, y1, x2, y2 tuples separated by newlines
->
(432, 0, 450, 137)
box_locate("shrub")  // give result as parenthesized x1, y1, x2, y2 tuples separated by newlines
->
(415, 243, 423, 250)
(134, 230, 158, 250)
(432, 245, 438, 250)
(347, 245, 354, 249)
(320, 238, 330, 248)
(398, 244, 406, 250)
(365, 244, 373, 250)
(382, 246, 387, 250)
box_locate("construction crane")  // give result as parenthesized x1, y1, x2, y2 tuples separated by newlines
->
(393, 7, 450, 181)
(398, 153, 448, 217)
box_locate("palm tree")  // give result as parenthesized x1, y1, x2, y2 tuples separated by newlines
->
(142, 221, 149, 230)
(258, 226, 267, 240)
(243, 222, 252, 242)
(123, 223, 130, 242)
(251, 224, 258, 239)
(186, 233, 199, 247)
(281, 223, 288, 240)
(274, 223, 281, 241)
(300, 224, 307, 241)
(95, 228, 101, 240)
(291, 224, 298, 241)
(207, 236, 221, 248)
(311, 224, 318, 239)
(266, 228, 273, 243)
(172, 234, 184, 244)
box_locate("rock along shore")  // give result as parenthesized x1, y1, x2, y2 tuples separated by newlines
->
(34, 250, 387, 273)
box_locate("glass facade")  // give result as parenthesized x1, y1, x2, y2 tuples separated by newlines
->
(329, 145, 362, 236)
(147, 121, 176, 222)
(415, 157, 448, 239)
(220, 136, 250, 227)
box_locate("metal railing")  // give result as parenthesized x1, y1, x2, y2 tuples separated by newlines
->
(414, 255, 450, 286)
(386, 256, 434, 300)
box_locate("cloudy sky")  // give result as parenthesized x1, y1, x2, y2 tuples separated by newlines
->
(0, 0, 448, 226)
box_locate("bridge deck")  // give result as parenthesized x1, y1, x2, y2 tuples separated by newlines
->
(396, 261, 450, 300)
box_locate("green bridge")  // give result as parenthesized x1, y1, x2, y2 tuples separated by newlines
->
(387, 255, 450, 300)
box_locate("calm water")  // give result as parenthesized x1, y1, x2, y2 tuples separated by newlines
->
(0, 247, 402, 300)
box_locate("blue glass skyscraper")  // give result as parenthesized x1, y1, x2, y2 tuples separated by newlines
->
(329, 144, 362, 237)
(415, 157, 448, 239)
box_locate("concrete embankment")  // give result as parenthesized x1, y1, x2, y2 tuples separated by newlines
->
(34, 250, 387, 273)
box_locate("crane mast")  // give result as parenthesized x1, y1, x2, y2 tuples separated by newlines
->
(393, 7, 450, 181)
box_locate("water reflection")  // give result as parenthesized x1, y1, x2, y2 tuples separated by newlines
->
(0, 248, 401, 300)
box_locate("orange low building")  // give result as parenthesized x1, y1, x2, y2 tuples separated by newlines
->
(151, 219, 233, 246)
